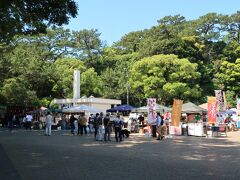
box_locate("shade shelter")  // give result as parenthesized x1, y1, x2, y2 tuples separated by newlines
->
(106, 104, 135, 113)
(226, 108, 237, 115)
(131, 104, 171, 114)
(199, 103, 208, 110)
(182, 102, 207, 114)
(62, 105, 101, 113)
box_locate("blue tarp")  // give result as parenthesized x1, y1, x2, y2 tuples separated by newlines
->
(106, 104, 135, 112)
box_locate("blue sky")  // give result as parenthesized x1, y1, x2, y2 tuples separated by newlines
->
(64, 0, 240, 45)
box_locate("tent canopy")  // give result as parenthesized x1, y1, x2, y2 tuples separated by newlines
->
(226, 108, 237, 114)
(106, 104, 134, 112)
(199, 103, 208, 110)
(131, 104, 171, 113)
(27, 106, 49, 114)
(182, 102, 207, 114)
(62, 105, 101, 113)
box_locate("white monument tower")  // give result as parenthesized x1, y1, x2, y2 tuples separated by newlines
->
(73, 70, 80, 103)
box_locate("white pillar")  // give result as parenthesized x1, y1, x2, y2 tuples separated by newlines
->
(73, 70, 80, 100)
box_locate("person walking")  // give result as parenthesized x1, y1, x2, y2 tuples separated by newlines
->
(69, 114, 75, 135)
(88, 114, 94, 133)
(156, 112, 164, 140)
(93, 113, 100, 140)
(74, 115, 78, 135)
(96, 112, 104, 141)
(94, 113, 104, 140)
(103, 113, 112, 141)
(79, 113, 88, 135)
(45, 112, 53, 136)
(8, 112, 14, 131)
(113, 115, 123, 142)
(25, 113, 33, 130)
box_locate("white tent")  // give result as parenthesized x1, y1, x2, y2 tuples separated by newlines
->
(62, 105, 101, 113)
(131, 104, 171, 113)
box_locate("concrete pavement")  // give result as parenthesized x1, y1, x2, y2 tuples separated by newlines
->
(0, 128, 240, 180)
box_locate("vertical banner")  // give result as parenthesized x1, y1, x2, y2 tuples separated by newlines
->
(147, 98, 157, 124)
(208, 97, 217, 124)
(215, 90, 223, 112)
(223, 91, 227, 111)
(171, 99, 183, 126)
(237, 98, 240, 116)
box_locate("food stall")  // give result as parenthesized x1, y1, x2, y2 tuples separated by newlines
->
(181, 102, 207, 137)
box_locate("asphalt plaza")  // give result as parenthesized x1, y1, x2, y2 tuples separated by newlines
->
(1, 128, 240, 180)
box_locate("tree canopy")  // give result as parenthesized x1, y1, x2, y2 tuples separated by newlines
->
(1, 11, 240, 107)
(0, 0, 78, 43)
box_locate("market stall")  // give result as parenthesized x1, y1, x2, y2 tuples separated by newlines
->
(182, 102, 207, 137)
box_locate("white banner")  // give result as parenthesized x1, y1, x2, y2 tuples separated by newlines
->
(147, 98, 157, 124)
(215, 90, 223, 112)
(237, 98, 240, 116)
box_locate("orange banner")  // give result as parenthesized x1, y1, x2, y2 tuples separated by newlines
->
(207, 97, 217, 124)
(171, 99, 183, 126)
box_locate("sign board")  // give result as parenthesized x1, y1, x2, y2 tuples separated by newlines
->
(169, 125, 182, 135)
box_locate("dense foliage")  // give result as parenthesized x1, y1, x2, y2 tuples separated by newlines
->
(0, 0, 78, 43)
(1, 11, 240, 107)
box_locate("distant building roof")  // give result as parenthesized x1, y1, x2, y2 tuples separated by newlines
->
(53, 97, 121, 105)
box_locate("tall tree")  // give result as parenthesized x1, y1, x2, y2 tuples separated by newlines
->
(5, 42, 57, 98)
(15, 28, 75, 62)
(226, 11, 240, 43)
(114, 30, 145, 54)
(194, 13, 228, 41)
(73, 29, 104, 72)
(0, 77, 38, 106)
(129, 54, 201, 105)
(215, 59, 240, 95)
(0, 0, 78, 43)
(53, 58, 86, 98)
(100, 53, 138, 104)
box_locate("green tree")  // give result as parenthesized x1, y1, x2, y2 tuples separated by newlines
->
(194, 13, 228, 41)
(0, 0, 78, 43)
(0, 77, 38, 106)
(100, 53, 139, 104)
(129, 54, 201, 105)
(81, 68, 103, 97)
(7, 43, 57, 98)
(72, 29, 104, 72)
(222, 41, 240, 62)
(114, 30, 145, 54)
(226, 11, 240, 43)
(16, 28, 75, 62)
(54, 58, 102, 98)
(54, 58, 86, 98)
(215, 59, 240, 96)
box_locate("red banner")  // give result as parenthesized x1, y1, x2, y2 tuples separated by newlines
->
(207, 97, 217, 124)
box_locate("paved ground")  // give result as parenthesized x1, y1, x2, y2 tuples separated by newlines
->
(0, 128, 240, 180)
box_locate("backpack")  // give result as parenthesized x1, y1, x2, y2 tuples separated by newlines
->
(160, 118, 164, 126)
(114, 119, 122, 127)
(103, 116, 110, 126)
(94, 116, 102, 127)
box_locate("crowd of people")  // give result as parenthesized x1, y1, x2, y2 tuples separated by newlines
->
(6, 111, 131, 142)
(68, 112, 126, 142)
(5, 110, 171, 142)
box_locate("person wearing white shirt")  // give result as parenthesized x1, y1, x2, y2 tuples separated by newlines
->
(26, 113, 33, 130)
(45, 112, 53, 136)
